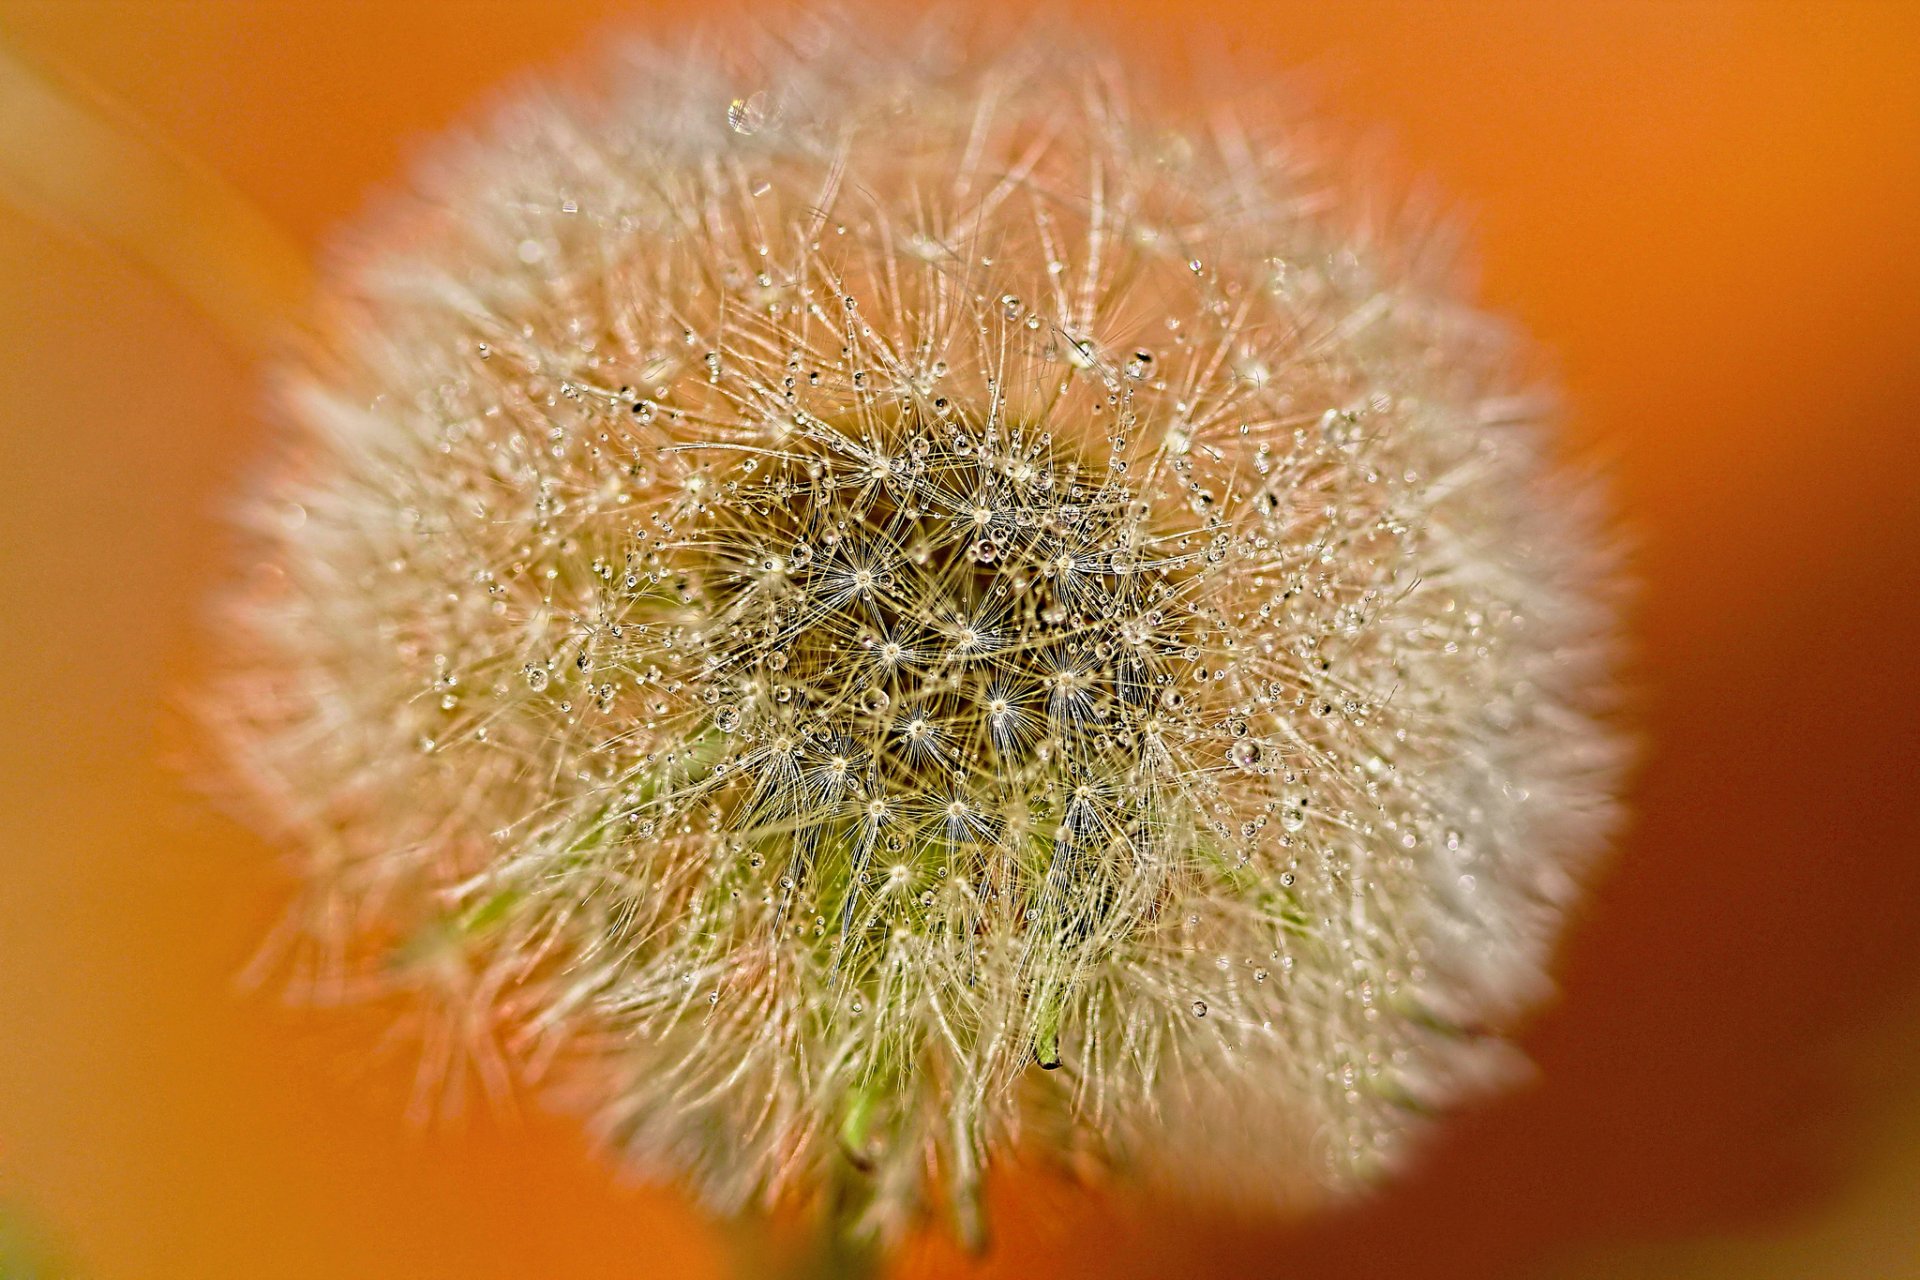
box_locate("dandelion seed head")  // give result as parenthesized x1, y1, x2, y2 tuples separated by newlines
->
(213, 12, 1625, 1249)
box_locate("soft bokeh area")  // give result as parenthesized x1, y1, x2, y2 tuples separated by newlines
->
(2, 2, 1917, 1277)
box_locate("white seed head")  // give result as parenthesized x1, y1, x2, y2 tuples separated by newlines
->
(212, 14, 1625, 1250)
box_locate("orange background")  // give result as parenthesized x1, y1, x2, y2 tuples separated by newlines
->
(3, 2, 1918, 1277)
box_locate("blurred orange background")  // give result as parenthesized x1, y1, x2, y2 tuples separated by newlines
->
(2, 2, 1918, 1277)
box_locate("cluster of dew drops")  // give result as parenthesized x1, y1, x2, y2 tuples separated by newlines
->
(303, 58, 1610, 1213)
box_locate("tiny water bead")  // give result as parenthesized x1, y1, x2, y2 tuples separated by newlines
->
(726, 91, 771, 136)
(213, 16, 1623, 1262)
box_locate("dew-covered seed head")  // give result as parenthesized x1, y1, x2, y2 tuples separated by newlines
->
(211, 13, 1625, 1252)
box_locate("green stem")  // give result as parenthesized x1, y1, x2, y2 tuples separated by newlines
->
(789, 1193, 886, 1280)
(725, 1155, 887, 1280)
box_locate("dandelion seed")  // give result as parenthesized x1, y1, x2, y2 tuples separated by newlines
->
(211, 11, 1625, 1265)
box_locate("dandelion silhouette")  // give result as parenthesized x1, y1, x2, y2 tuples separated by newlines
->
(209, 13, 1624, 1269)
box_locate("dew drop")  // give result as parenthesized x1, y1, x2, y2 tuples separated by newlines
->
(727, 92, 769, 135)
(1190, 1000, 1208, 1017)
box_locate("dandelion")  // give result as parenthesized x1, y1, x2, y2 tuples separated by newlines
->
(210, 12, 1624, 1272)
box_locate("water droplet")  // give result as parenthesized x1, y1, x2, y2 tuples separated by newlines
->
(727, 92, 770, 135)
(1229, 739, 1262, 771)
(715, 704, 742, 732)
(1190, 1000, 1208, 1017)
(524, 664, 550, 692)
(1320, 408, 1361, 447)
